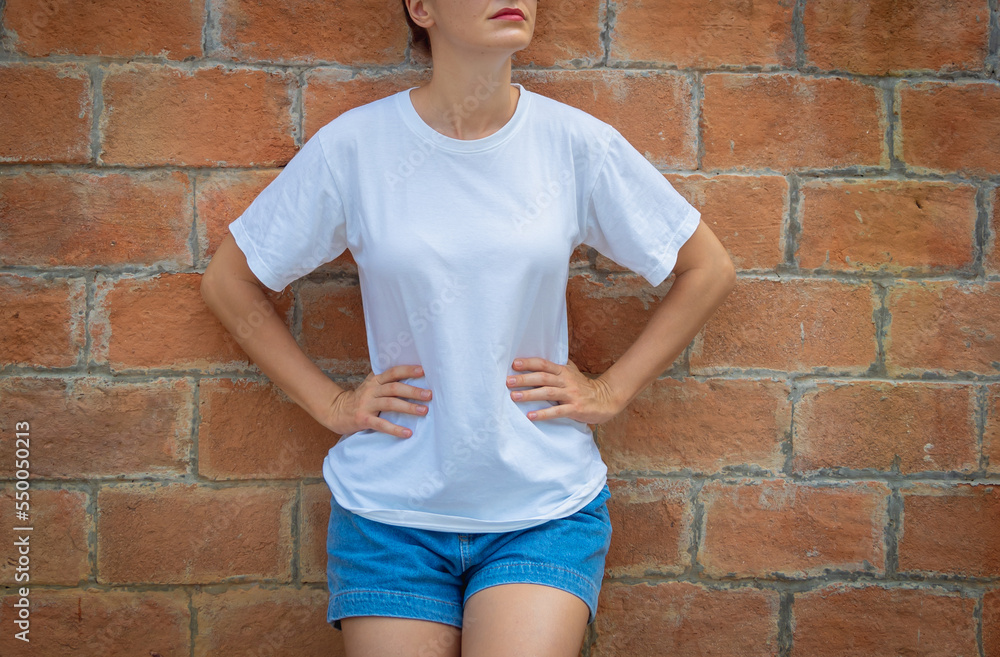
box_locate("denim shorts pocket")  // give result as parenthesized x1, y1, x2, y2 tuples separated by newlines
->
(579, 483, 612, 540)
(585, 482, 611, 512)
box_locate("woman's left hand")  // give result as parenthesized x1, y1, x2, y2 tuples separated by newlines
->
(506, 357, 622, 425)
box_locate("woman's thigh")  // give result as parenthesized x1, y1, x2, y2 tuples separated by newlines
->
(458, 484, 613, 656)
(327, 482, 613, 654)
(326, 493, 467, 631)
(461, 582, 590, 657)
(461, 482, 613, 625)
(341, 616, 461, 657)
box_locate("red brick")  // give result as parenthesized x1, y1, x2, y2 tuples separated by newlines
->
(609, 0, 795, 69)
(0, 377, 192, 479)
(985, 587, 1000, 657)
(597, 378, 789, 475)
(885, 281, 1000, 376)
(803, 0, 990, 75)
(793, 381, 977, 474)
(4, 0, 203, 59)
(689, 278, 877, 374)
(896, 81, 1000, 176)
(213, 0, 406, 65)
(989, 186, 1000, 275)
(303, 69, 427, 139)
(97, 483, 295, 584)
(195, 169, 277, 260)
(0, 275, 85, 368)
(512, 0, 603, 68)
(300, 483, 332, 583)
(192, 585, 339, 656)
(298, 279, 374, 375)
(986, 383, 1000, 475)
(983, 187, 1000, 274)
(0, 487, 88, 586)
(523, 70, 699, 169)
(699, 479, 888, 578)
(0, 589, 190, 655)
(198, 378, 337, 479)
(591, 581, 779, 657)
(797, 179, 976, 272)
(91, 272, 293, 372)
(0, 170, 193, 267)
(703, 73, 884, 172)
(792, 584, 978, 657)
(0, 63, 91, 163)
(567, 273, 685, 375)
(100, 63, 297, 167)
(604, 478, 692, 577)
(663, 174, 786, 272)
(897, 483, 1000, 577)
(570, 242, 590, 269)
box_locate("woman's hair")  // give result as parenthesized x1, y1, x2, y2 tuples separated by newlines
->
(401, 0, 432, 58)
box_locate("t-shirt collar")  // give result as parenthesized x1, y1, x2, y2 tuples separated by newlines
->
(396, 82, 531, 153)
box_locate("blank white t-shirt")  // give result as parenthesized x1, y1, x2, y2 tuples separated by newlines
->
(228, 82, 701, 532)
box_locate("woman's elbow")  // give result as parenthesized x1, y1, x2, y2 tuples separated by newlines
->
(719, 253, 737, 292)
(200, 267, 220, 312)
(200, 253, 233, 309)
(200, 235, 257, 303)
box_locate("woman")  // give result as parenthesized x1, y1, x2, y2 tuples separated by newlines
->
(201, 0, 735, 654)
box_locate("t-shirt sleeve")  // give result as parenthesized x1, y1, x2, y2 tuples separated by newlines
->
(227, 130, 348, 292)
(581, 126, 701, 287)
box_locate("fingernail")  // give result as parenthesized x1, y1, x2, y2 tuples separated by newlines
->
(514, 360, 522, 367)
(507, 377, 516, 385)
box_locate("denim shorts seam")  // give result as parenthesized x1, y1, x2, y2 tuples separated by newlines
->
(330, 588, 463, 610)
(469, 560, 599, 598)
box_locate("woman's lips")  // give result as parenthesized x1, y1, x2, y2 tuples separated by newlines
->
(490, 8, 525, 20)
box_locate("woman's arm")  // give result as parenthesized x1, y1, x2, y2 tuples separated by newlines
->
(596, 220, 737, 413)
(201, 233, 346, 426)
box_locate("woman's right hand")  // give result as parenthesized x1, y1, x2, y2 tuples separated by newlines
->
(322, 364, 432, 439)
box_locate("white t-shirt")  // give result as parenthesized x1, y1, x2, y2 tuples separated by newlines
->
(228, 82, 701, 532)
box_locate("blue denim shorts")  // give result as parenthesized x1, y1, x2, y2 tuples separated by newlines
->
(326, 482, 613, 630)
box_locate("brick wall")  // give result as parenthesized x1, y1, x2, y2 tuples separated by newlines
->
(1, 0, 999, 655)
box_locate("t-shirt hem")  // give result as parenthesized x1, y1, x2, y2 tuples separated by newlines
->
(643, 203, 702, 288)
(228, 218, 288, 293)
(325, 471, 609, 533)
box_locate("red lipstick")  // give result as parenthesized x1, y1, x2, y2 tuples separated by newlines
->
(490, 7, 525, 20)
